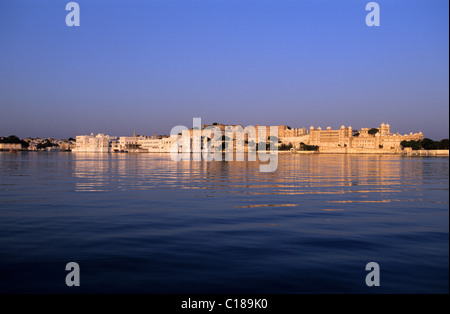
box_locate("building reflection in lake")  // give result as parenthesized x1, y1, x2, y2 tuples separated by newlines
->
(73, 153, 423, 210)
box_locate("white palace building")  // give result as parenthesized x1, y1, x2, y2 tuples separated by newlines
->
(72, 132, 178, 153)
(72, 133, 111, 153)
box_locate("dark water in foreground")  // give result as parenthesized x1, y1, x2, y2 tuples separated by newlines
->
(0, 152, 448, 293)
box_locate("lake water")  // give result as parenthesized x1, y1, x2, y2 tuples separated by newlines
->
(0, 152, 448, 293)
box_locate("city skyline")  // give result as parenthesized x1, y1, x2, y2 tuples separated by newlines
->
(0, 0, 448, 140)
(0, 120, 433, 140)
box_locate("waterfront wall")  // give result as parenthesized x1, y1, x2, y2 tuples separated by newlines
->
(318, 147, 400, 154)
(404, 149, 449, 156)
(0, 143, 22, 151)
(315, 147, 449, 156)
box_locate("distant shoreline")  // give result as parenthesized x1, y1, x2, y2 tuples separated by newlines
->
(2, 149, 449, 157)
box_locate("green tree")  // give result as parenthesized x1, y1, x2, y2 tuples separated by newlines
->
(1, 135, 29, 148)
(412, 141, 422, 150)
(299, 142, 319, 151)
(402, 138, 449, 150)
(401, 140, 421, 149)
(368, 128, 379, 135)
(36, 140, 56, 150)
(421, 138, 437, 150)
(279, 143, 293, 151)
(438, 139, 449, 149)
(20, 140, 29, 149)
(0, 135, 20, 143)
(400, 140, 410, 148)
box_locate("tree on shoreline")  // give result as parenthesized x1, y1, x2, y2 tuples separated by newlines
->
(401, 138, 449, 150)
(36, 139, 57, 150)
(0, 135, 29, 148)
(279, 143, 293, 151)
(299, 142, 319, 151)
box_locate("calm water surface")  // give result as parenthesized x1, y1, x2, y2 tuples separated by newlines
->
(0, 152, 448, 293)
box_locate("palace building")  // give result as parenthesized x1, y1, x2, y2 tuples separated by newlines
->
(306, 123, 423, 150)
(71, 123, 424, 153)
(72, 133, 112, 153)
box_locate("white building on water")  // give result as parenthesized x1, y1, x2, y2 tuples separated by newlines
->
(72, 133, 112, 153)
(72, 132, 178, 153)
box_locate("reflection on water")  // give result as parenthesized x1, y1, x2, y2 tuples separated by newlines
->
(234, 203, 299, 208)
(72, 153, 425, 207)
(0, 152, 448, 293)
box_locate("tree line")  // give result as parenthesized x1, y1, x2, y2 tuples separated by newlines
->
(0, 135, 29, 148)
(401, 138, 449, 150)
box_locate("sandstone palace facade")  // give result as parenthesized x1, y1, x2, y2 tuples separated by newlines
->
(307, 123, 423, 151)
(71, 122, 423, 153)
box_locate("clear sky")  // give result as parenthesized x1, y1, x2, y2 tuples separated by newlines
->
(0, 0, 448, 140)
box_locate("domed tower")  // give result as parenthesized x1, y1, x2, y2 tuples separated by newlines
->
(386, 123, 390, 134)
(380, 123, 386, 136)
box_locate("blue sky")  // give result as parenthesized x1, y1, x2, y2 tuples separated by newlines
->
(0, 0, 448, 139)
